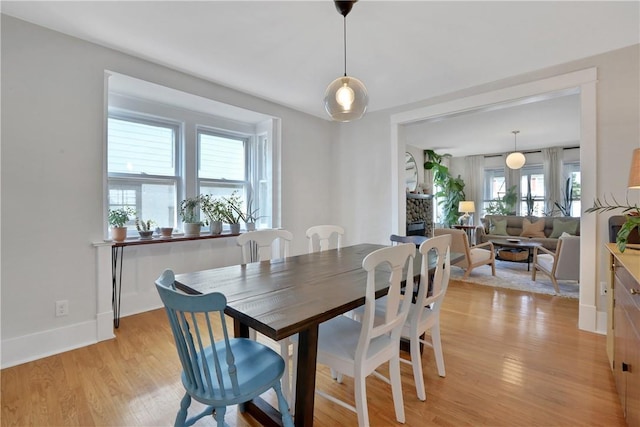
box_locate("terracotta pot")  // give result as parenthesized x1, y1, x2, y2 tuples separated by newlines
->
(160, 227, 173, 238)
(111, 227, 127, 242)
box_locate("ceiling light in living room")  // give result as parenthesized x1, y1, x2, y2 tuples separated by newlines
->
(324, 0, 368, 122)
(506, 130, 526, 169)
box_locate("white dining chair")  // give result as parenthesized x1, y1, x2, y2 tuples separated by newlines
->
(236, 229, 293, 264)
(306, 225, 344, 253)
(236, 228, 294, 401)
(292, 243, 415, 427)
(353, 235, 452, 401)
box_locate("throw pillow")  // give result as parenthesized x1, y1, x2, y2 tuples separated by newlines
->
(490, 218, 508, 236)
(550, 219, 579, 238)
(520, 218, 546, 238)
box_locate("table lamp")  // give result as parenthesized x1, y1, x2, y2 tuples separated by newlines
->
(458, 201, 476, 225)
(629, 148, 640, 189)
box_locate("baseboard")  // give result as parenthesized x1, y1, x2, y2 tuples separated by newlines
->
(595, 309, 608, 335)
(1, 320, 99, 369)
(578, 302, 599, 334)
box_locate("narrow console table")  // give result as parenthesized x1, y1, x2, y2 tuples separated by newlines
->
(111, 232, 239, 328)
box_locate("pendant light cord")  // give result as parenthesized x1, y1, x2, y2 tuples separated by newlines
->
(343, 16, 347, 76)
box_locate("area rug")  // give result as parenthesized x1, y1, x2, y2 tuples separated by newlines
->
(450, 259, 580, 299)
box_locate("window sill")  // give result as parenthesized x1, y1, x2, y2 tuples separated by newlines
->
(93, 232, 241, 248)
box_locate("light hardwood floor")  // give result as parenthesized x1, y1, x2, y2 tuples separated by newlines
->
(2, 280, 625, 426)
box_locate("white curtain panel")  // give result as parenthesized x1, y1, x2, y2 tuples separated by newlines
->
(543, 147, 563, 214)
(464, 155, 485, 224)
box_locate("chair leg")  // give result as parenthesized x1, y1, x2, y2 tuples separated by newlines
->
(532, 265, 538, 281)
(410, 332, 426, 401)
(175, 393, 191, 427)
(290, 341, 297, 416)
(463, 267, 472, 279)
(279, 339, 291, 402)
(213, 407, 226, 427)
(354, 371, 369, 427)
(389, 355, 406, 423)
(431, 323, 446, 378)
(490, 260, 496, 276)
(273, 381, 295, 427)
(551, 275, 560, 294)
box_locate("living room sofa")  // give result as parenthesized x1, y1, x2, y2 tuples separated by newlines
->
(476, 215, 580, 250)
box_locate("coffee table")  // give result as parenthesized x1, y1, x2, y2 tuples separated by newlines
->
(489, 238, 543, 271)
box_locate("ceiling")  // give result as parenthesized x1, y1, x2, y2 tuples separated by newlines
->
(2, 1, 638, 154)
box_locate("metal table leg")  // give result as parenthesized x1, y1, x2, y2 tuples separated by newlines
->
(111, 246, 124, 328)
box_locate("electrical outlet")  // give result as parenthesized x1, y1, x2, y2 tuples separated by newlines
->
(600, 282, 608, 296)
(55, 300, 69, 317)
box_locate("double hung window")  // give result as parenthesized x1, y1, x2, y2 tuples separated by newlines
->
(520, 165, 545, 216)
(107, 115, 178, 232)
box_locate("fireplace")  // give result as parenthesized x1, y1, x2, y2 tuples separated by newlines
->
(406, 193, 433, 237)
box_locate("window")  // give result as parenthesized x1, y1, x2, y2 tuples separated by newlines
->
(483, 168, 505, 215)
(107, 115, 178, 232)
(107, 110, 273, 236)
(520, 165, 545, 216)
(563, 161, 581, 217)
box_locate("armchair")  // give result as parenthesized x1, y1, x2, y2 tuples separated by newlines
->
(434, 228, 495, 279)
(531, 234, 580, 294)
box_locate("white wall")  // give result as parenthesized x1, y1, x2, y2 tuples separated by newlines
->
(334, 44, 639, 333)
(0, 15, 335, 367)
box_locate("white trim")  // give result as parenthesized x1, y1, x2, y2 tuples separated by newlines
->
(1, 320, 99, 369)
(390, 68, 600, 333)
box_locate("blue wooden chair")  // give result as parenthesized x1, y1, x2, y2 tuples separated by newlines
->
(155, 269, 294, 427)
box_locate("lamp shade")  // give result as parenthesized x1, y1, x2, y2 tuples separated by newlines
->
(459, 201, 476, 213)
(629, 148, 640, 189)
(324, 76, 368, 122)
(506, 152, 526, 169)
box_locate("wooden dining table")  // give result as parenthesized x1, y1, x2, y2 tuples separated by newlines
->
(174, 243, 459, 426)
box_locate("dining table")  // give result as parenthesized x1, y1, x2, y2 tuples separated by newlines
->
(174, 243, 461, 427)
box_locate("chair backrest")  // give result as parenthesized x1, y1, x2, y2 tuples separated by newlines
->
(433, 228, 470, 267)
(356, 243, 415, 364)
(236, 229, 293, 263)
(390, 234, 428, 247)
(155, 269, 240, 400)
(554, 235, 580, 280)
(306, 225, 344, 253)
(410, 235, 451, 327)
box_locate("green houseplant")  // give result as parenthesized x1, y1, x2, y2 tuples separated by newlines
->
(180, 195, 206, 237)
(554, 177, 574, 217)
(486, 184, 518, 216)
(586, 196, 640, 252)
(220, 191, 244, 234)
(135, 217, 155, 239)
(108, 207, 135, 242)
(423, 149, 466, 227)
(201, 195, 225, 235)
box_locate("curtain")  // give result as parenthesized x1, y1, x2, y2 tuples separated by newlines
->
(543, 147, 563, 214)
(464, 155, 485, 224)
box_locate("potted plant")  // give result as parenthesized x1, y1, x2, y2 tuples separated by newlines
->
(241, 197, 261, 231)
(179, 195, 206, 237)
(201, 195, 225, 235)
(554, 177, 574, 217)
(108, 207, 135, 242)
(486, 184, 518, 216)
(220, 191, 244, 234)
(586, 196, 640, 252)
(423, 149, 466, 227)
(135, 217, 155, 240)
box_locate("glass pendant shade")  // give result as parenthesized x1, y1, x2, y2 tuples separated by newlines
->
(324, 75, 368, 122)
(506, 152, 526, 169)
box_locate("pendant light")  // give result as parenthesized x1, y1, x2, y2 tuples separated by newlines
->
(506, 130, 526, 169)
(324, 0, 368, 122)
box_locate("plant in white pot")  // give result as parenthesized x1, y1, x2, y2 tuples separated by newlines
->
(201, 195, 225, 235)
(108, 207, 135, 242)
(220, 191, 244, 234)
(179, 196, 206, 237)
(135, 217, 155, 240)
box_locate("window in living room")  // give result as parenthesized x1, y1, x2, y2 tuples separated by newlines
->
(564, 161, 581, 217)
(482, 167, 506, 214)
(520, 165, 545, 216)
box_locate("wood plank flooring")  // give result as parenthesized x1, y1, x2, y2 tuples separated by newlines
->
(1, 280, 625, 426)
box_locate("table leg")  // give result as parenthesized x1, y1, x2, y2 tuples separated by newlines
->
(111, 246, 124, 328)
(295, 325, 319, 426)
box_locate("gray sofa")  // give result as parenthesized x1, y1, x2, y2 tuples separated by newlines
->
(476, 215, 580, 250)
